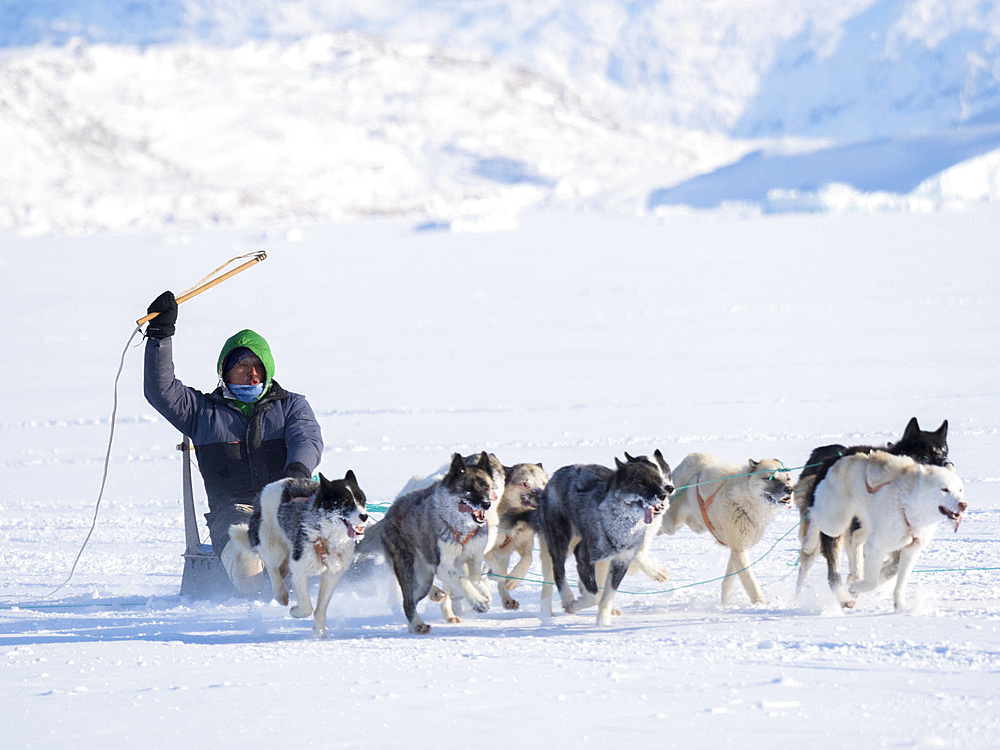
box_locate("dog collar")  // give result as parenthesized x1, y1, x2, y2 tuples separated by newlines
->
(447, 524, 479, 547)
(694, 472, 727, 546)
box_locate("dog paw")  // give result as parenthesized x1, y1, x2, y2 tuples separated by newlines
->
(313, 626, 327, 639)
(409, 621, 431, 635)
(446, 616, 462, 624)
(503, 578, 521, 592)
(647, 565, 670, 583)
(429, 586, 446, 602)
(290, 603, 313, 619)
(470, 596, 490, 614)
(502, 597, 520, 611)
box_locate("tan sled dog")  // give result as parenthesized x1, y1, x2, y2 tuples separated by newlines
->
(662, 453, 793, 604)
(484, 462, 548, 610)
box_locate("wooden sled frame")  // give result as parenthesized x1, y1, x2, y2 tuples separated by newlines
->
(178, 436, 237, 600)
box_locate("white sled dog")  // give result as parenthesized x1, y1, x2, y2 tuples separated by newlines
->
(358, 452, 495, 634)
(229, 471, 368, 638)
(654, 454, 793, 604)
(800, 451, 965, 611)
(484, 462, 548, 610)
(533, 451, 673, 626)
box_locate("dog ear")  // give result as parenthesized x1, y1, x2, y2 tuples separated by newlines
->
(317, 472, 328, 485)
(615, 456, 626, 471)
(624, 451, 636, 462)
(902, 417, 920, 440)
(748, 459, 759, 471)
(444, 452, 466, 481)
(936, 419, 948, 438)
(344, 469, 358, 486)
(477, 451, 492, 473)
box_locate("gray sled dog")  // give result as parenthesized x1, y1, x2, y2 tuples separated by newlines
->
(396, 452, 506, 622)
(358, 452, 495, 634)
(533, 451, 673, 626)
(484, 462, 548, 610)
(656, 453, 793, 604)
(795, 417, 952, 607)
(800, 450, 965, 611)
(229, 471, 368, 638)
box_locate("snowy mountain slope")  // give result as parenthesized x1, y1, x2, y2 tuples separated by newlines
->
(3, 1, 1000, 233)
(649, 125, 1000, 212)
(0, 34, 741, 235)
(6, 0, 999, 137)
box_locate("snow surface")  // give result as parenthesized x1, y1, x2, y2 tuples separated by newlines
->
(2, 209, 999, 748)
(2, 2, 1000, 748)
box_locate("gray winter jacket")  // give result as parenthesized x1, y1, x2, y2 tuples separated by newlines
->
(144, 334, 323, 552)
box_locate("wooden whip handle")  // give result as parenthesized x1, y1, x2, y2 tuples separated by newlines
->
(136, 251, 267, 326)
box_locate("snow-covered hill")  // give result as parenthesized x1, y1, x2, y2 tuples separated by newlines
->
(3, 0, 1000, 234)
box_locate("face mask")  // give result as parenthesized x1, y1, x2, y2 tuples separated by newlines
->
(229, 382, 265, 403)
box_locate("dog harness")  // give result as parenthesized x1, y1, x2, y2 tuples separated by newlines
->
(865, 477, 895, 495)
(313, 537, 330, 563)
(453, 528, 479, 546)
(694, 473, 727, 546)
(865, 476, 918, 543)
(445, 503, 485, 547)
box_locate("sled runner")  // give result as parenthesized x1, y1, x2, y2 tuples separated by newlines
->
(178, 436, 237, 599)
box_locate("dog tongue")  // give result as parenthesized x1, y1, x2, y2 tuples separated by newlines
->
(645, 507, 654, 525)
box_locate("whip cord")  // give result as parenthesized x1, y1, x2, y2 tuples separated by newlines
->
(43, 326, 143, 598)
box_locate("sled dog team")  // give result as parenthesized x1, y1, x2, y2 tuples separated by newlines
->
(228, 418, 965, 637)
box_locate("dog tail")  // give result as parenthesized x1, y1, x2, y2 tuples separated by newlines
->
(342, 516, 388, 584)
(354, 516, 386, 558)
(228, 522, 251, 551)
(793, 474, 816, 514)
(799, 444, 848, 480)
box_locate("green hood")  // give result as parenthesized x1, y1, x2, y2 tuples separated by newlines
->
(217, 329, 275, 395)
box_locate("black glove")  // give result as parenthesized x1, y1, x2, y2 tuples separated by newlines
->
(145, 291, 177, 339)
(284, 462, 311, 480)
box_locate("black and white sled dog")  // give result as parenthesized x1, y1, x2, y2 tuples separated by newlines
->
(229, 471, 368, 638)
(357, 452, 495, 634)
(795, 417, 952, 607)
(800, 450, 965, 611)
(531, 451, 673, 626)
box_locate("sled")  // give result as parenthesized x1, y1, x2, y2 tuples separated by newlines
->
(178, 436, 237, 600)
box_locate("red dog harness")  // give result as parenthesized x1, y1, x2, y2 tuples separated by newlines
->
(694, 472, 727, 546)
